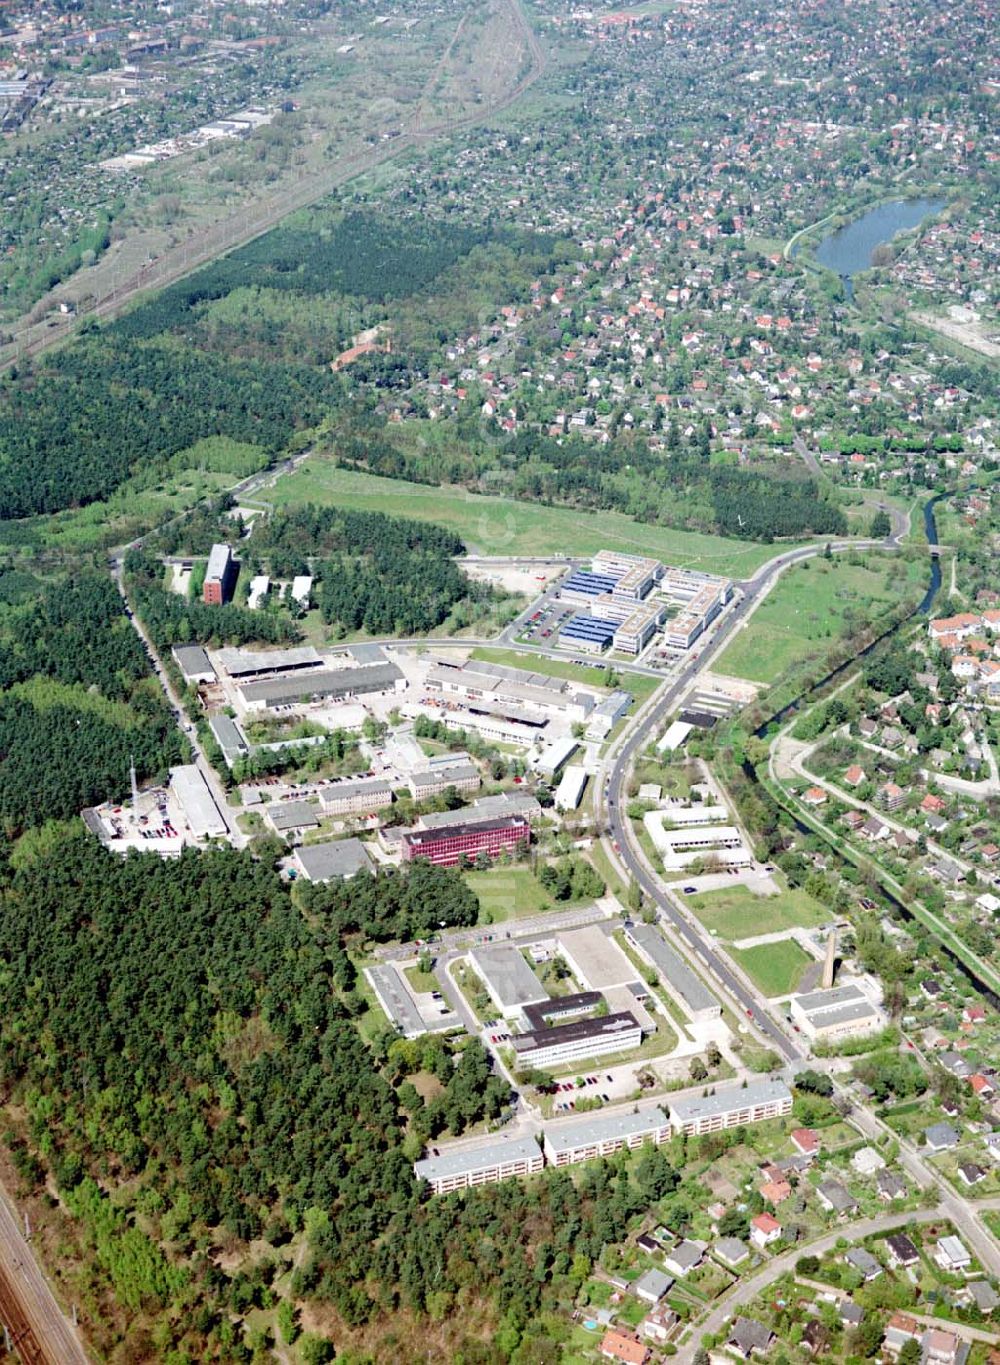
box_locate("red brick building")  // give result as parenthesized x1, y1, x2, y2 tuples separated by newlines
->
(402, 815, 529, 868)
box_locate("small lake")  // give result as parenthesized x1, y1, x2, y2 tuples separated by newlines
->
(813, 197, 945, 298)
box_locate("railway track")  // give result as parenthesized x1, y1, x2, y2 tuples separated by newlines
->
(0, 0, 547, 374)
(0, 1264, 47, 1365)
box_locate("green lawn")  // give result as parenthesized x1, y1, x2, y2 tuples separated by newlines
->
(469, 646, 663, 704)
(465, 866, 555, 923)
(269, 461, 795, 576)
(715, 553, 925, 683)
(731, 939, 812, 996)
(687, 884, 831, 941)
(403, 965, 439, 994)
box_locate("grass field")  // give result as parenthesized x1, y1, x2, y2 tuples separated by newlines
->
(715, 553, 925, 683)
(731, 940, 812, 996)
(687, 884, 831, 941)
(465, 866, 554, 923)
(268, 461, 797, 576)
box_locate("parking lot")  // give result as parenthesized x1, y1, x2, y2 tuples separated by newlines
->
(514, 599, 578, 644)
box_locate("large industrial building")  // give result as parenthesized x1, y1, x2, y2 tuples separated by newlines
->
(789, 982, 884, 1042)
(293, 838, 374, 882)
(172, 644, 216, 685)
(425, 657, 597, 725)
(623, 922, 721, 1021)
(543, 1107, 672, 1167)
(408, 762, 481, 800)
(239, 661, 404, 712)
(366, 963, 452, 1042)
(667, 1080, 792, 1136)
(557, 925, 638, 992)
(401, 813, 530, 867)
(468, 945, 550, 1020)
(203, 543, 236, 605)
(414, 1137, 544, 1195)
(319, 776, 394, 817)
(169, 764, 229, 839)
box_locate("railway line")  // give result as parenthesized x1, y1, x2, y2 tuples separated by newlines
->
(0, 1265, 51, 1365)
(0, 0, 547, 375)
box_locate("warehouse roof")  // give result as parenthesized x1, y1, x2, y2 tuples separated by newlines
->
(241, 662, 402, 706)
(793, 982, 878, 1018)
(170, 764, 228, 838)
(295, 838, 373, 881)
(366, 963, 425, 1038)
(543, 1106, 670, 1155)
(468, 945, 549, 1011)
(266, 800, 321, 832)
(625, 922, 719, 1015)
(172, 643, 215, 681)
(215, 644, 323, 676)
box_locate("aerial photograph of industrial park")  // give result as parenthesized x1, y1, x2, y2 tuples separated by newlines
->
(0, 0, 996, 1361)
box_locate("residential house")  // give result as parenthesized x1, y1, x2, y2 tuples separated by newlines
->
(749, 1213, 781, 1249)
(844, 765, 866, 787)
(599, 1329, 649, 1365)
(640, 1307, 679, 1345)
(633, 1268, 673, 1304)
(802, 786, 828, 807)
(663, 1240, 704, 1276)
(817, 1180, 858, 1215)
(760, 1177, 791, 1205)
(876, 1170, 909, 1201)
(971, 1074, 995, 1099)
(924, 1122, 960, 1151)
(885, 1232, 920, 1268)
(839, 1301, 864, 1330)
(934, 1235, 972, 1273)
(791, 1128, 820, 1158)
(727, 1316, 776, 1360)
(852, 1147, 886, 1177)
(714, 1237, 749, 1267)
(845, 1247, 882, 1281)
(884, 1313, 922, 1355)
(958, 1162, 987, 1187)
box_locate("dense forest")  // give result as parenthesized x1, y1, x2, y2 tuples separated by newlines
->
(0, 835, 682, 1361)
(337, 423, 847, 542)
(125, 548, 303, 652)
(0, 337, 336, 519)
(111, 212, 499, 338)
(0, 573, 182, 833)
(247, 503, 487, 636)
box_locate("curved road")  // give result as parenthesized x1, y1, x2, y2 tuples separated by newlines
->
(678, 1206, 945, 1363)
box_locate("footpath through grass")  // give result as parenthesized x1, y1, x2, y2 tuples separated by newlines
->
(688, 884, 831, 941)
(269, 461, 795, 577)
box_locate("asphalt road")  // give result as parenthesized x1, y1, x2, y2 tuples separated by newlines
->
(679, 1206, 946, 1363)
(596, 523, 910, 1065)
(0, 1192, 88, 1365)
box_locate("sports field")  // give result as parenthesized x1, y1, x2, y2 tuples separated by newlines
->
(269, 462, 795, 577)
(715, 554, 925, 683)
(687, 885, 830, 941)
(731, 940, 812, 997)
